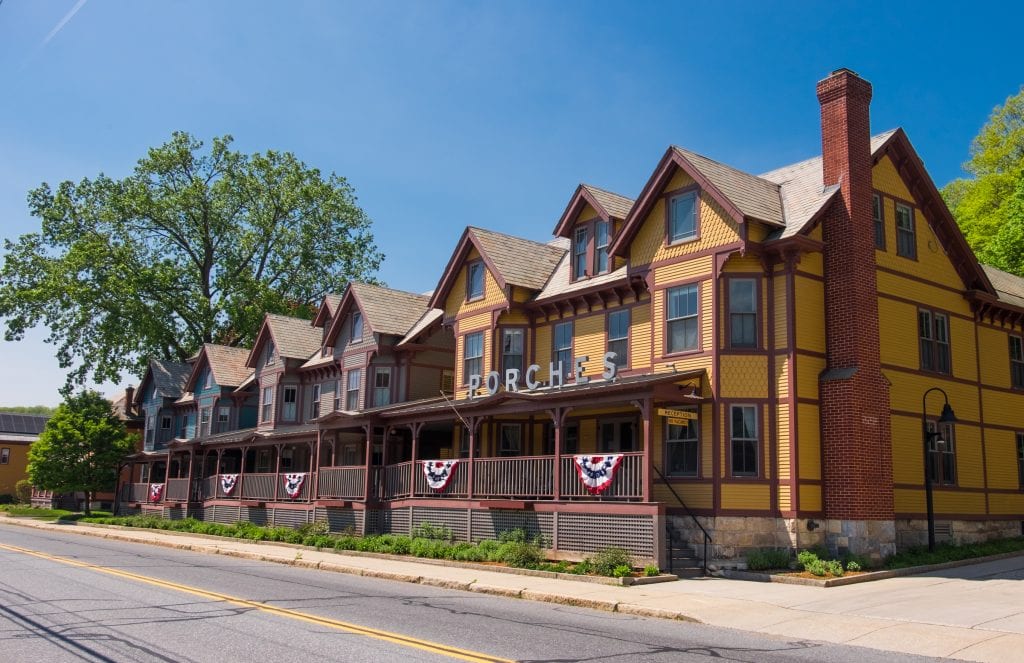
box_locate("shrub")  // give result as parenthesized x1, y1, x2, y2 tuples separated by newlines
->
(593, 547, 633, 577)
(826, 560, 845, 577)
(499, 540, 543, 568)
(796, 549, 819, 568)
(15, 480, 32, 504)
(298, 521, 330, 537)
(746, 548, 791, 571)
(805, 559, 827, 576)
(412, 522, 453, 542)
(846, 561, 862, 572)
(611, 564, 632, 578)
(334, 536, 359, 551)
(643, 564, 660, 577)
(497, 528, 528, 544)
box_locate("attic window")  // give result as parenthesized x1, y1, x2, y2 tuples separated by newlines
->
(573, 227, 588, 279)
(204, 369, 213, 389)
(594, 220, 610, 275)
(467, 261, 485, 301)
(668, 191, 698, 244)
(266, 341, 276, 365)
(350, 311, 363, 343)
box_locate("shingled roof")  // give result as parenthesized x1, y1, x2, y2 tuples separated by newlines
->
(141, 358, 192, 401)
(469, 226, 567, 291)
(350, 283, 432, 337)
(202, 344, 253, 387)
(581, 184, 634, 220)
(982, 265, 1024, 309)
(672, 146, 785, 226)
(264, 314, 322, 360)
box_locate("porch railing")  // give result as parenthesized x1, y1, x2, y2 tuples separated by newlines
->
(559, 452, 644, 499)
(381, 461, 413, 499)
(413, 461, 469, 497)
(473, 456, 555, 499)
(319, 466, 367, 500)
(129, 482, 150, 503)
(165, 478, 191, 502)
(240, 473, 276, 500)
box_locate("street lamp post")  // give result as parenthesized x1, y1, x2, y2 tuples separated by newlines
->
(922, 387, 957, 552)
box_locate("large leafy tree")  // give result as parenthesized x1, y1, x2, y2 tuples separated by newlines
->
(943, 86, 1024, 276)
(28, 390, 135, 515)
(0, 132, 383, 390)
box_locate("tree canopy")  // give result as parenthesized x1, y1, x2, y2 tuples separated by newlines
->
(27, 390, 135, 515)
(943, 86, 1024, 276)
(0, 132, 383, 390)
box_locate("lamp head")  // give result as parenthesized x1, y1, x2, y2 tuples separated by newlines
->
(938, 403, 957, 424)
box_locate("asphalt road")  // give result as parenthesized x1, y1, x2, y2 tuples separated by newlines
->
(0, 525, 943, 663)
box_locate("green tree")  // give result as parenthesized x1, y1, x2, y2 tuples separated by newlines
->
(0, 132, 383, 390)
(28, 391, 134, 515)
(943, 86, 1024, 276)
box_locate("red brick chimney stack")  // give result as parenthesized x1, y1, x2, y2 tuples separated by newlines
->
(816, 69, 894, 527)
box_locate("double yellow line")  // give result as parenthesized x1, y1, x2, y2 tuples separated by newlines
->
(0, 543, 514, 663)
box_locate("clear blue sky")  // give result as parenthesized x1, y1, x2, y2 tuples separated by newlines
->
(1, 0, 1021, 406)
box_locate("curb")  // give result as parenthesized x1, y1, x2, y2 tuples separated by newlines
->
(0, 518, 702, 623)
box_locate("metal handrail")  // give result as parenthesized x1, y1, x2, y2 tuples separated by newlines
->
(652, 464, 711, 576)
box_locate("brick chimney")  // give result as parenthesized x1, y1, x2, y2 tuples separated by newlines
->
(124, 384, 135, 416)
(816, 70, 894, 540)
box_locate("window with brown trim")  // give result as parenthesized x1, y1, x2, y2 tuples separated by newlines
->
(0, 447, 9, 465)
(346, 369, 361, 411)
(919, 309, 950, 374)
(1010, 336, 1024, 389)
(926, 420, 956, 486)
(467, 261, 485, 300)
(872, 194, 885, 250)
(665, 408, 699, 477)
(572, 226, 588, 280)
(594, 220, 610, 275)
(607, 309, 629, 368)
(542, 423, 578, 455)
(730, 405, 758, 477)
(261, 386, 273, 422)
(728, 278, 757, 348)
(598, 418, 635, 452)
(311, 383, 321, 419)
(1017, 432, 1024, 490)
(668, 191, 698, 244)
(333, 379, 341, 412)
(498, 423, 521, 457)
(666, 284, 699, 354)
(373, 367, 391, 407)
(502, 328, 524, 378)
(464, 332, 483, 384)
(282, 386, 297, 421)
(896, 203, 916, 258)
(553, 321, 573, 378)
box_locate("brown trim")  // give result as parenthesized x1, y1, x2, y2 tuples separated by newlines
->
(663, 184, 702, 247)
(722, 273, 764, 351)
(917, 306, 952, 376)
(605, 306, 632, 371)
(660, 277, 704, 358)
(552, 183, 625, 238)
(644, 240, 746, 270)
(452, 301, 512, 325)
(893, 482, 1023, 495)
(877, 288, 974, 322)
(872, 191, 886, 252)
(725, 402, 762, 478)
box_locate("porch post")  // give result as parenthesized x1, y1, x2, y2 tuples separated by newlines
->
(306, 439, 315, 502)
(239, 445, 249, 502)
(273, 444, 283, 501)
(548, 407, 572, 501)
(362, 423, 374, 501)
(185, 448, 194, 502)
(635, 398, 653, 502)
(467, 417, 478, 499)
(409, 422, 422, 498)
(313, 430, 322, 500)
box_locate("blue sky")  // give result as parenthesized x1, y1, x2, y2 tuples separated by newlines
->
(1, 0, 1021, 406)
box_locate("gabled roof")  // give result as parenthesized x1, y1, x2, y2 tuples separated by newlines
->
(398, 308, 444, 347)
(533, 253, 630, 303)
(247, 313, 322, 367)
(184, 343, 253, 391)
(136, 358, 193, 405)
(311, 293, 343, 329)
(350, 283, 432, 337)
(428, 226, 567, 309)
(982, 265, 1024, 309)
(553, 183, 634, 237)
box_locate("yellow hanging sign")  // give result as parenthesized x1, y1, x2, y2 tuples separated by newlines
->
(657, 408, 697, 420)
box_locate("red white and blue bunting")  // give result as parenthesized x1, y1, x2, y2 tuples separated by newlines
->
(149, 483, 164, 502)
(423, 460, 458, 492)
(284, 473, 306, 499)
(573, 455, 623, 495)
(220, 474, 238, 496)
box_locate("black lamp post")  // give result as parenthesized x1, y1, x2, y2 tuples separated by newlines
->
(922, 387, 957, 552)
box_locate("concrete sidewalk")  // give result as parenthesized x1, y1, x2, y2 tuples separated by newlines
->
(3, 517, 1023, 662)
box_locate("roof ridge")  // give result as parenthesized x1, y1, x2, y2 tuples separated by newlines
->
(469, 226, 564, 251)
(581, 183, 634, 201)
(672, 145, 781, 189)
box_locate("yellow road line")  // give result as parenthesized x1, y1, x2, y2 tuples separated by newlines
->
(0, 543, 515, 663)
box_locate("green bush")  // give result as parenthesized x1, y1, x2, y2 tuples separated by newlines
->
(298, 520, 330, 537)
(611, 564, 632, 578)
(411, 522, 453, 541)
(499, 540, 543, 568)
(15, 479, 32, 504)
(796, 549, 819, 568)
(593, 547, 633, 577)
(497, 528, 528, 544)
(805, 559, 827, 576)
(846, 561, 862, 572)
(643, 564, 660, 577)
(826, 560, 845, 577)
(746, 548, 791, 571)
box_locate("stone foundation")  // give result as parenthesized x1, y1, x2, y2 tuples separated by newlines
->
(895, 518, 1023, 549)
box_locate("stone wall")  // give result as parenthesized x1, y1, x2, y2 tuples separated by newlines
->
(896, 518, 1022, 549)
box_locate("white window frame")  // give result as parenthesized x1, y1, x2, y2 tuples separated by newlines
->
(282, 386, 298, 421)
(373, 367, 391, 407)
(311, 383, 321, 419)
(666, 284, 699, 354)
(607, 309, 628, 368)
(261, 386, 273, 422)
(668, 191, 698, 243)
(346, 369, 361, 411)
(730, 404, 759, 477)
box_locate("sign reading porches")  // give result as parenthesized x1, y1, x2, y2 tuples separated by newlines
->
(467, 352, 618, 400)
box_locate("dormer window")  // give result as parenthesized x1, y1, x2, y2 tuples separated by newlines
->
(467, 261, 484, 301)
(322, 315, 333, 356)
(350, 311, 363, 343)
(266, 341, 276, 365)
(668, 190, 698, 244)
(573, 227, 588, 279)
(204, 369, 213, 389)
(594, 220, 610, 275)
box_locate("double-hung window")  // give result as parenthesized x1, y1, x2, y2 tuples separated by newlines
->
(543, 423, 579, 454)
(728, 279, 757, 348)
(333, 379, 341, 412)
(594, 220, 610, 275)
(599, 419, 635, 452)
(872, 194, 885, 250)
(668, 191, 698, 243)
(200, 407, 212, 436)
(463, 332, 483, 384)
(502, 329, 524, 377)
(282, 386, 297, 421)
(1010, 336, 1024, 389)
(467, 262, 484, 300)
(607, 309, 629, 367)
(346, 369, 361, 411)
(573, 227, 588, 280)
(262, 386, 273, 422)
(1017, 432, 1024, 490)
(896, 203, 916, 258)
(730, 405, 758, 477)
(926, 420, 957, 486)
(919, 309, 950, 374)
(311, 384, 321, 419)
(216, 406, 229, 432)
(161, 416, 172, 431)
(374, 367, 391, 406)
(499, 423, 521, 457)
(0, 448, 9, 464)
(666, 408, 699, 477)
(553, 321, 573, 378)
(265, 341, 276, 365)
(666, 284, 699, 354)
(350, 311, 363, 344)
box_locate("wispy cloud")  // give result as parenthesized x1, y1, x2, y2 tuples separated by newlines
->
(40, 0, 89, 48)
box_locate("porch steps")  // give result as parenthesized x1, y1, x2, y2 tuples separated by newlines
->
(668, 546, 705, 578)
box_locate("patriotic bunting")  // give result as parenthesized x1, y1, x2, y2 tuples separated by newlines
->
(423, 460, 458, 491)
(220, 474, 238, 496)
(284, 473, 306, 499)
(149, 483, 164, 502)
(573, 455, 623, 495)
